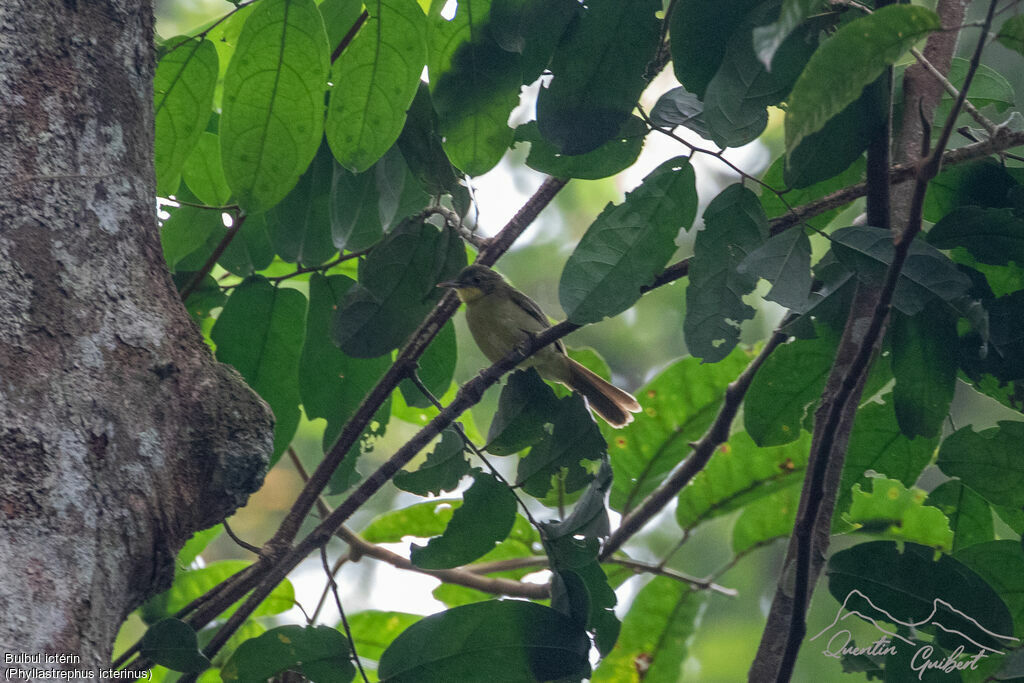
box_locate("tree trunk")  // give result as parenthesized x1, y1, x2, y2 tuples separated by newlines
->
(0, 0, 273, 671)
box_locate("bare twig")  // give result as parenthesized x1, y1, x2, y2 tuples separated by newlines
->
(178, 212, 246, 302)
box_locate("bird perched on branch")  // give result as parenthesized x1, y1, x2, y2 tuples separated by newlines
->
(438, 264, 641, 427)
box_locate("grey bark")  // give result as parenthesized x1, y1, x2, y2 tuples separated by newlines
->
(0, 0, 273, 671)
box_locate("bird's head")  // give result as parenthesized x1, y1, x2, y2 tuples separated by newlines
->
(437, 264, 506, 302)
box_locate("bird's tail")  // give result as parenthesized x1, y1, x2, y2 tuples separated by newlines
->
(566, 359, 642, 428)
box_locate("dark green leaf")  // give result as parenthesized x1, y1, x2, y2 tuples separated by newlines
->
(221, 625, 354, 683)
(393, 428, 469, 496)
(490, 0, 579, 82)
(669, 0, 761, 98)
(397, 82, 460, 196)
(744, 326, 836, 446)
(592, 577, 706, 682)
(785, 5, 939, 154)
(703, 4, 822, 148)
(333, 221, 466, 357)
(182, 131, 232, 207)
(607, 349, 752, 513)
(155, 37, 219, 196)
(684, 184, 768, 362)
(429, 0, 521, 176)
(937, 422, 1024, 508)
(265, 141, 338, 266)
(347, 611, 422, 662)
(536, 0, 660, 154)
(923, 159, 1021, 223)
(997, 15, 1024, 56)
(219, 212, 275, 276)
(676, 431, 809, 530)
(326, 0, 426, 172)
(514, 117, 647, 181)
(929, 207, 1024, 268)
(331, 165, 384, 251)
(761, 156, 865, 229)
(160, 201, 224, 272)
(827, 542, 1014, 655)
(927, 480, 995, 553)
(845, 478, 953, 550)
(300, 274, 391, 447)
(220, 0, 330, 212)
(399, 319, 457, 408)
(890, 306, 957, 438)
(783, 87, 877, 189)
(140, 619, 211, 674)
(410, 469, 516, 569)
(737, 228, 812, 309)
(560, 157, 697, 324)
(544, 460, 612, 539)
(320, 0, 363, 48)
(752, 0, 827, 69)
(375, 146, 431, 232)
(212, 277, 307, 460)
(174, 272, 226, 322)
(648, 86, 713, 140)
(486, 368, 560, 456)
(517, 393, 607, 498)
(377, 600, 590, 682)
(830, 226, 972, 316)
(955, 541, 1024, 636)
(933, 59, 1015, 125)
(836, 398, 937, 524)
(960, 290, 1024, 384)
(546, 534, 619, 655)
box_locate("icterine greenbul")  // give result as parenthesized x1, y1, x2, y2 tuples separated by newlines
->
(439, 264, 641, 427)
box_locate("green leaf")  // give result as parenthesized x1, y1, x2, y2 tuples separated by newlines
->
(890, 306, 957, 439)
(560, 157, 697, 324)
(147, 561, 294, 621)
(220, 0, 330, 212)
(175, 272, 227, 322)
(361, 499, 460, 543)
(429, 0, 521, 176)
(212, 277, 307, 461)
(536, 0, 660, 154)
(827, 541, 1015, 655)
(320, 0, 364, 48)
(514, 117, 647, 181)
(927, 480, 995, 553)
(219, 212, 275, 276)
(140, 619, 211, 674)
(955, 541, 1024, 637)
(489, 0, 579, 82)
(177, 525, 222, 568)
(182, 132, 232, 207)
(397, 81, 460, 196)
(744, 327, 836, 447)
(752, 0, 827, 69)
(377, 600, 591, 682)
(761, 155, 865, 229)
(486, 368, 561, 456)
(934, 59, 1015, 123)
(399, 319, 457, 408)
(960, 290, 1024, 385)
(732, 485, 800, 554)
(154, 37, 219, 196)
(265, 141, 339, 266)
(333, 220, 466, 357)
(606, 349, 752, 514)
(160, 201, 224, 272)
(592, 577, 706, 682)
(929, 207, 1024, 268)
(410, 469, 517, 569)
(516, 393, 607, 498)
(676, 431, 810, 531)
(937, 422, 1024, 508)
(669, 0, 761, 98)
(300, 274, 391, 447)
(546, 534, 620, 655)
(544, 460, 613, 540)
(784, 5, 939, 154)
(830, 226, 972, 316)
(330, 165, 385, 251)
(845, 478, 953, 550)
(737, 228, 812, 310)
(836, 398, 937, 524)
(703, 4, 821, 148)
(375, 146, 432, 232)
(923, 158, 1021, 223)
(684, 184, 768, 362)
(326, 0, 427, 172)
(347, 611, 422, 662)
(221, 625, 354, 683)
(393, 428, 469, 496)
(997, 15, 1024, 56)
(648, 87, 713, 140)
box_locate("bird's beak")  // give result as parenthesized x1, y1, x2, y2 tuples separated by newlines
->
(437, 280, 459, 289)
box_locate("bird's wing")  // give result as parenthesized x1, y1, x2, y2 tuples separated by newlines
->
(510, 288, 567, 354)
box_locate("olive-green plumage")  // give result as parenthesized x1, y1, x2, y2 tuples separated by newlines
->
(439, 264, 641, 428)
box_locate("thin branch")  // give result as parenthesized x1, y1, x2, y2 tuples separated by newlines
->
(331, 11, 369, 64)
(320, 546, 371, 683)
(909, 46, 999, 137)
(178, 213, 246, 302)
